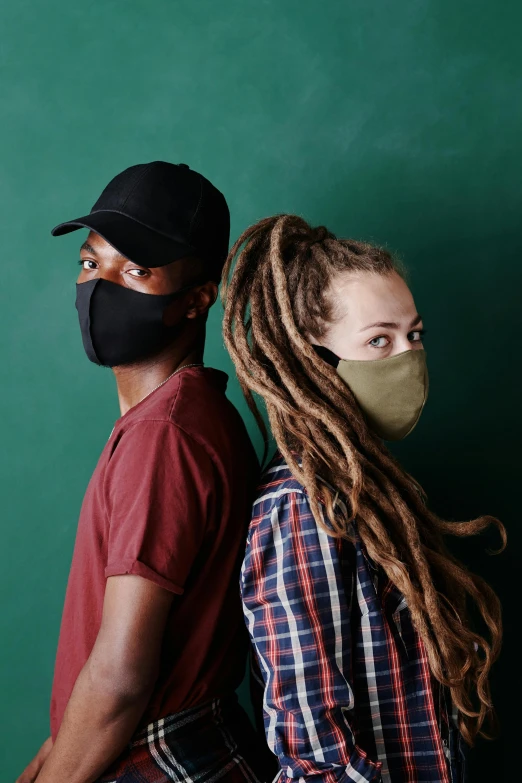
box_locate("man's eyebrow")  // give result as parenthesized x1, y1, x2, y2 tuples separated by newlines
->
(358, 314, 422, 333)
(80, 241, 97, 255)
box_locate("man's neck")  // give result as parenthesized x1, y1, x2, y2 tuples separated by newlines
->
(113, 341, 204, 416)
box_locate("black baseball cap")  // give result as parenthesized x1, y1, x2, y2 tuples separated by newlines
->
(51, 161, 230, 278)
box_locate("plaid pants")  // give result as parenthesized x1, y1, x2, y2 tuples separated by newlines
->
(97, 694, 274, 783)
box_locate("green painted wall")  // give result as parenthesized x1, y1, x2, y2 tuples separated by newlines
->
(1, 1, 520, 778)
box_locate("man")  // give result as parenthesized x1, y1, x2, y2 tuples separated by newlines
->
(17, 162, 269, 783)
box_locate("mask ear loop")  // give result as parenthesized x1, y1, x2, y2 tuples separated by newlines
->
(311, 344, 341, 368)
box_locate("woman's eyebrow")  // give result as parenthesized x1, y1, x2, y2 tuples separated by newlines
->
(359, 321, 399, 332)
(359, 314, 422, 333)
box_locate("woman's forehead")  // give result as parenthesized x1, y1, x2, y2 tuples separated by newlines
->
(330, 270, 417, 325)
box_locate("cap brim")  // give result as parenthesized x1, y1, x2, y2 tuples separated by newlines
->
(51, 211, 196, 268)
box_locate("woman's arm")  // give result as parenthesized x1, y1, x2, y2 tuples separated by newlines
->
(241, 487, 382, 783)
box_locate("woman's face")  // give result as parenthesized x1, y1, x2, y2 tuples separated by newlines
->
(317, 270, 425, 361)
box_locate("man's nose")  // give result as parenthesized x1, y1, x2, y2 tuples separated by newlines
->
(96, 268, 122, 285)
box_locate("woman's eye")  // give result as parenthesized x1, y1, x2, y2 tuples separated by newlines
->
(79, 259, 97, 270)
(127, 268, 148, 278)
(369, 336, 390, 348)
(409, 329, 426, 343)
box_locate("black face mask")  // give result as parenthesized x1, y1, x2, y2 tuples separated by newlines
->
(75, 278, 197, 367)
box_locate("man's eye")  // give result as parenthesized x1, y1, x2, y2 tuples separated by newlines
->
(369, 336, 389, 348)
(79, 259, 97, 270)
(127, 269, 148, 278)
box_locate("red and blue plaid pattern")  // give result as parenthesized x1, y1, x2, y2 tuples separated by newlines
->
(241, 454, 467, 783)
(96, 695, 270, 783)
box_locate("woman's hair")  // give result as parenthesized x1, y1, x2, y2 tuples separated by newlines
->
(221, 213, 505, 746)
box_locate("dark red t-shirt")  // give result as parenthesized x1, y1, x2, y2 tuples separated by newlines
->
(50, 366, 259, 739)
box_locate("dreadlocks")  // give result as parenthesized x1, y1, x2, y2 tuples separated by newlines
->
(221, 213, 505, 746)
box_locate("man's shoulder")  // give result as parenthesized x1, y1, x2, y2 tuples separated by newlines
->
(121, 368, 232, 430)
(169, 367, 255, 458)
(115, 366, 256, 466)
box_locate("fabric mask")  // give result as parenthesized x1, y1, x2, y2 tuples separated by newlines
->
(76, 278, 197, 367)
(313, 346, 429, 441)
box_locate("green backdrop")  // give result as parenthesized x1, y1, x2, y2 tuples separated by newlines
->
(1, 1, 520, 779)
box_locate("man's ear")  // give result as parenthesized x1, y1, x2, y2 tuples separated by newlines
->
(185, 282, 219, 319)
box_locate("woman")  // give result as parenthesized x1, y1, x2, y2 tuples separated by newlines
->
(221, 215, 504, 783)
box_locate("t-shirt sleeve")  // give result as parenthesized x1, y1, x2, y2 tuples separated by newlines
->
(103, 419, 214, 594)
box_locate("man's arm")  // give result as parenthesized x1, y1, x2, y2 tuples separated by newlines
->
(241, 488, 382, 783)
(34, 574, 174, 783)
(16, 737, 53, 783)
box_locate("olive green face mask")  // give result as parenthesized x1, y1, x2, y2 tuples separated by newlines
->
(313, 346, 429, 441)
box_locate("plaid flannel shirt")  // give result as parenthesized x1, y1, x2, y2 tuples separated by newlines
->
(97, 694, 270, 783)
(241, 453, 467, 783)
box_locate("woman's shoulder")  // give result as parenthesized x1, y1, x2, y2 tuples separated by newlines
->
(254, 450, 306, 508)
(252, 451, 350, 536)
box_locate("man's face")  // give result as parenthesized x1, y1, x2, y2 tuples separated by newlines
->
(79, 231, 190, 294)
(78, 231, 218, 325)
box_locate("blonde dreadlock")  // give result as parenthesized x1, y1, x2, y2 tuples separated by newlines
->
(221, 213, 505, 746)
